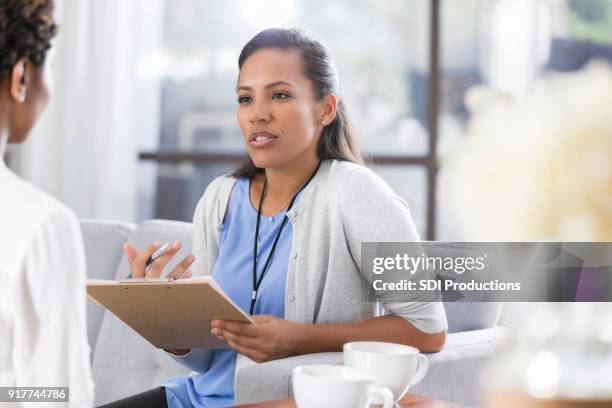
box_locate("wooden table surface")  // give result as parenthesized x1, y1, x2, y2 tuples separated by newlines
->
(234, 393, 463, 408)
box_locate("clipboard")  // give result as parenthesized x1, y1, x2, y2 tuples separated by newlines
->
(86, 276, 254, 349)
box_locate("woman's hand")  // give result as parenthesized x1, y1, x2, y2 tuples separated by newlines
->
(122, 240, 195, 280)
(123, 240, 195, 357)
(210, 315, 305, 363)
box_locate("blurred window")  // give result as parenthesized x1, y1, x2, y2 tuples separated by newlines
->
(137, 0, 612, 239)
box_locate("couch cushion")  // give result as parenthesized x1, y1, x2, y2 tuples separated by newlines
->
(80, 219, 136, 353)
(91, 220, 194, 405)
(421, 243, 503, 332)
(444, 301, 503, 333)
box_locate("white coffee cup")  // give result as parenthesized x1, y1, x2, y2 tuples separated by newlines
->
(292, 364, 394, 408)
(344, 341, 429, 403)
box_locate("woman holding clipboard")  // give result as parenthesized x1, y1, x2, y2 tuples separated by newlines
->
(106, 28, 447, 408)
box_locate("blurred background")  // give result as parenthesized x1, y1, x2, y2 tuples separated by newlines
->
(4, 0, 612, 240)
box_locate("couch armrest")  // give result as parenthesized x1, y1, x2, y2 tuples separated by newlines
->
(411, 326, 508, 406)
(234, 327, 509, 405)
(235, 352, 343, 405)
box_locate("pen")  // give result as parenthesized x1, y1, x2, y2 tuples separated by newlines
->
(145, 243, 170, 269)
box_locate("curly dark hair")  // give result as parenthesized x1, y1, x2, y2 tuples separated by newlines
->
(0, 0, 58, 75)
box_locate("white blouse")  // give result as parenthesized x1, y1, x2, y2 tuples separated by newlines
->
(0, 160, 93, 407)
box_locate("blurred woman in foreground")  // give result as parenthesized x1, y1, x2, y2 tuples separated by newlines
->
(0, 1, 94, 406)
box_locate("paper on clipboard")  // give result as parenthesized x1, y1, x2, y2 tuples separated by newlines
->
(86, 276, 254, 349)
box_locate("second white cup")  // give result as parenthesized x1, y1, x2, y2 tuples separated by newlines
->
(343, 341, 429, 403)
(292, 364, 394, 408)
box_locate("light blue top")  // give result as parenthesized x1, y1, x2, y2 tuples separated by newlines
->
(190, 160, 447, 334)
(164, 177, 297, 408)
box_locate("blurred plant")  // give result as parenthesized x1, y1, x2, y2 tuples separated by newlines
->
(451, 62, 612, 404)
(445, 61, 612, 241)
(567, 0, 612, 44)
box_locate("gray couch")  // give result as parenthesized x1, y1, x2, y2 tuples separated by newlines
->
(81, 219, 508, 407)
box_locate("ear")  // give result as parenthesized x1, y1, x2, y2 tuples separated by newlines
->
(318, 93, 337, 126)
(9, 58, 28, 103)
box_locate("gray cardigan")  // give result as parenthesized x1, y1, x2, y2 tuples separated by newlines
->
(170, 159, 447, 373)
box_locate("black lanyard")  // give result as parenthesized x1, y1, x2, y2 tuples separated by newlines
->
(250, 161, 322, 315)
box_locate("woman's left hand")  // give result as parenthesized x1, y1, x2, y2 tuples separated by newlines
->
(210, 315, 305, 363)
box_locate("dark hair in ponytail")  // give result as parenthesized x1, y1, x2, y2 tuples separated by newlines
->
(232, 27, 363, 178)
